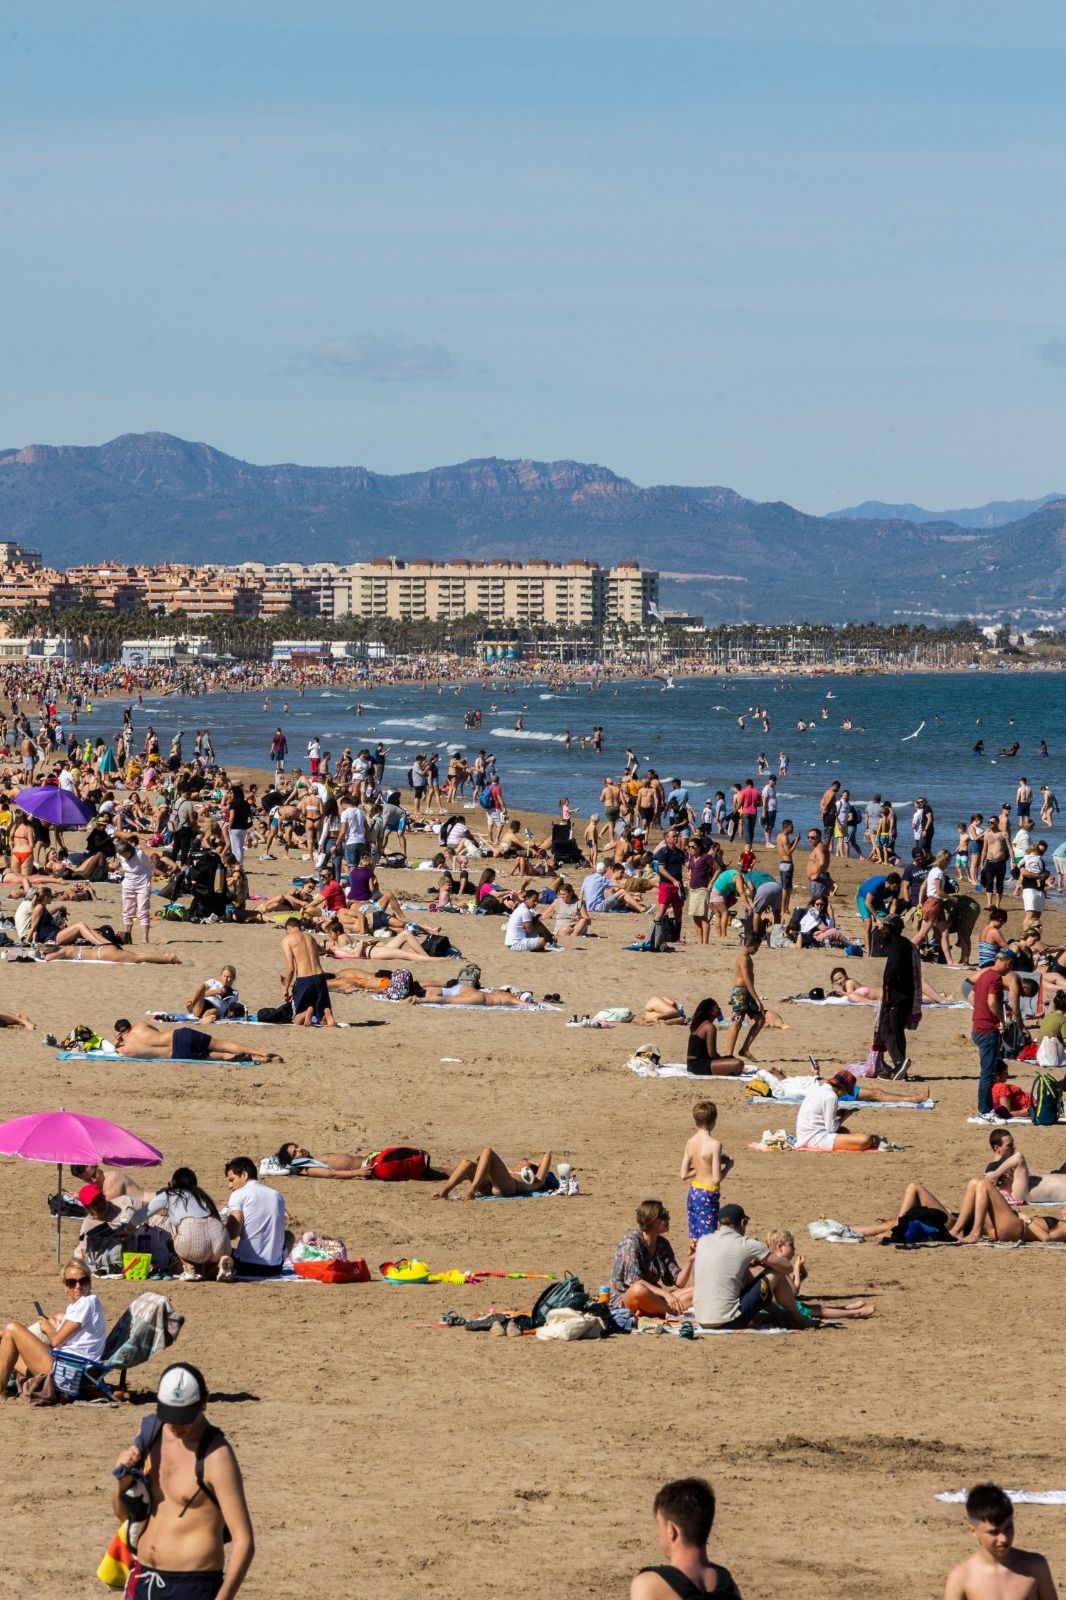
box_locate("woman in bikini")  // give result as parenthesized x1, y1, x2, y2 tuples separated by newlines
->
(685, 998, 747, 1076)
(9, 815, 35, 883)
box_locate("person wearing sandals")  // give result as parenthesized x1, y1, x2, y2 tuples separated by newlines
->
(145, 1168, 233, 1282)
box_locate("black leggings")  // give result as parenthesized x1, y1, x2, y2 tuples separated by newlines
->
(982, 859, 1007, 896)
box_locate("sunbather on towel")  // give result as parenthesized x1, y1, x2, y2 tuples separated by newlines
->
(274, 1142, 372, 1178)
(435, 1147, 553, 1199)
(747, 1065, 930, 1104)
(112, 1017, 282, 1064)
(186, 965, 244, 1020)
(43, 945, 180, 964)
(410, 982, 534, 1007)
(763, 1228, 875, 1319)
(686, 999, 747, 1076)
(829, 966, 956, 1005)
(847, 1178, 1065, 1245)
(322, 924, 442, 962)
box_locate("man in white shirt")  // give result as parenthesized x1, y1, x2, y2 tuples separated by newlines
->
(794, 1070, 880, 1151)
(581, 863, 611, 913)
(504, 888, 555, 951)
(339, 797, 367, 869)
(692, 1204, 800, 1328)
(223, 1157, 289, 1277)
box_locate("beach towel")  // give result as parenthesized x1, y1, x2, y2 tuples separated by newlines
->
(56, 1050, 261, 1067)
(369, 995, 560, 1012)
(146, 1011, 358, 1029)
(789, 995, 968, 1010)
(755, 1086, 934, 1108)
(748, 1139, 896, 1154)
(626, 1061, 756, 1081)
(937, 1490, 1066, 1505)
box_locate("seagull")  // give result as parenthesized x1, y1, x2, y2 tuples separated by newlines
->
(902, 720, 926, 741)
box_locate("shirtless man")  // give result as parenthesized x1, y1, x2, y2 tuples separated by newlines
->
(984, 1129, 1066, 1205)
(112, 1361, 255, 1600)
(112, 1017, 281, 1064)
(775, 819, 797, 918)
(805, 826, 834, 904)
(273, 1142, 372, 1178)
(600, 778, 622, 832)
(70, 1160, 148, 1206)
(944, 1481, 1057, 1600)
(280, 919, 337, 1027)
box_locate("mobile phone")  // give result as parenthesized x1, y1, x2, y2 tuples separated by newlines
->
(33, 1301, 46, 1319)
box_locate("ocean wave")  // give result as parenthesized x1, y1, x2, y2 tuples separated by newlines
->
(489, 727, 565, 743)
(380, 717, 444, 731)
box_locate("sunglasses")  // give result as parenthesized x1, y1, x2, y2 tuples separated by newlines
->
(64, 1275, 90, 1287)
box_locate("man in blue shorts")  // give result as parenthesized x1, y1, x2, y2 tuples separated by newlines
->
(856, 871, 902, 956)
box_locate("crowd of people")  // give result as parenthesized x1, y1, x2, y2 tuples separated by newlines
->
(3, 670, 1064, 1597)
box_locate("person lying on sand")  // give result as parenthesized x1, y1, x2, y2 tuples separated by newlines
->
(273, 1142, 373, 1178)
(436, 1147, 553, 1199)
(42, 944, 180, 964)
(846, 1178, 1066, 1245)
(112, 1017, 281, 1064)
(829, 966, 956, 1005)
(322, 924, 442, 962)
(747, 1064, 930, 1104)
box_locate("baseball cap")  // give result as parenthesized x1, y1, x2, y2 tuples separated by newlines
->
(77, 1183, 104, 1208)
(719, 1203, 749, 1228)
(156, 1362, 208, 1424)
(828, 1069, 856, 1095)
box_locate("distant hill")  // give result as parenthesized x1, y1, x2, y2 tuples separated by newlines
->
(0, 431, 1062, 623)
(829, 494, 1066, 530)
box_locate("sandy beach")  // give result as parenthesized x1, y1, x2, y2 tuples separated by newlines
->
(3, 809, 1064, 1599)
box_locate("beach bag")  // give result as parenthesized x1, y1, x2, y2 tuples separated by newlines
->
(456, 962, 482, 988)
(1037, 1035, 1066, 1069)
(642, 919, 672, 953)
(420, 933, 451, 958)
(1029, 1071, 1062, 1125)
(292, 1257, 370, 1284)
(255, 1003, 292, 1024)
(535, 1307, 604, 1341)
(365, 1146, 430, 1182)
(476, 788, 493, 808)
(530, 1273, 588, 1328)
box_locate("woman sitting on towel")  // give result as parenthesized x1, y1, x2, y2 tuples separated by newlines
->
(685, 998, 747, 1076)
(435, 1147, 554, 1199)
(609, 1198, 693, 1317)
(27, 888, 115, 952)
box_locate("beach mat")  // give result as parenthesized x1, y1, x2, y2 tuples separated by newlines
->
(55, 1050, 264, 1067)
(747, 1141, 896, 1154)
(370, 996, 560, 1012)
(937, 1490, 1066, 1505)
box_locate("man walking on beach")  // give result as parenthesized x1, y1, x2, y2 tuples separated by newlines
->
(112, 1361, 255, 1599)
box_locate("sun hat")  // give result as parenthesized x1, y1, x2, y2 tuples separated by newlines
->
(828, 1069, 857, 1095)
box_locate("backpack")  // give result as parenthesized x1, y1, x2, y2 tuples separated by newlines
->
(385, 968, 414, 1001)
(420, 933, 451, 958)
(1029, 1070, 1062, 1125)
(476, 788, 493, 809)
(642, 919, 673, 953)
(125, 1418, 229, 1550)
(366, 1146, 430, 1182)
(530, 1273, 589, 1328)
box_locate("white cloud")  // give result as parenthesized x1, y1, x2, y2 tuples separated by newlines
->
(288, 334, 458, 382)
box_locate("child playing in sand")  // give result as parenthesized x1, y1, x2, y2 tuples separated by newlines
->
(944, 1482, 1056, 1599)
(680, 1102, 732, 1242)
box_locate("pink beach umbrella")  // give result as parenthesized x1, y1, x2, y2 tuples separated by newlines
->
(0, 1108, 163, 1260)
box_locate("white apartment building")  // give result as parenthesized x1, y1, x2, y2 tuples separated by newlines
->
(233, 558, 658, 625)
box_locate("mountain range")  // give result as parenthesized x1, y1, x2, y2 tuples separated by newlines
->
(828, 494, 1066, 530)
(0, 431, 1062, 625)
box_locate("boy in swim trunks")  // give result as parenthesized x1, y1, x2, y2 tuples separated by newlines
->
(680, 1101, 732, 1242)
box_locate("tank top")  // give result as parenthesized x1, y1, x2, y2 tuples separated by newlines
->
(638, 1564, 742, 1599)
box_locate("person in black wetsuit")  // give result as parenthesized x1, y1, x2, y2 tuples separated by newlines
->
(879, 916, 916, 1077)
(631, 1477, 742, 1600)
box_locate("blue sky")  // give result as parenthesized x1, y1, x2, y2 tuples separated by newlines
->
(3, 1, 1066, 511)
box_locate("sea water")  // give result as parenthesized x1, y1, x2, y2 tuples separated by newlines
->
(122, 670, 1062, 839)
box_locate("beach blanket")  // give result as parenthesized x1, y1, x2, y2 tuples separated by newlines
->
(474, 1188, 567, 1200)
(757, 1087, 935, 1108)
(626, 1062, 736, 1080)
(146, 1011, 359, 1029)
(56, 1050, 262, 1066)
(937, 1490, 1066, 1505)
(369, 995, 560, 1012)
(658, 1323, 797, 1337)
(747, 1139, 898, 1154)
(789, 995, 968, 1010)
